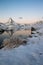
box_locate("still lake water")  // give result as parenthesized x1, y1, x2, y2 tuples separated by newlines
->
(0, 30, 31, 46)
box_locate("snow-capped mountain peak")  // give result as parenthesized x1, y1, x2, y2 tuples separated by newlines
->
(6, 18, 17, 26)
(8, 18, 14, 24)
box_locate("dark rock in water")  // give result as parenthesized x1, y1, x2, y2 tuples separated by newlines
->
(31, 27, 36, 31)
(31, 27, 36, 34)
(31, 32, 34, 34)
(0, 29, 5, 34)
(23, 40, 27, 43)
(23, 40, 27, 45)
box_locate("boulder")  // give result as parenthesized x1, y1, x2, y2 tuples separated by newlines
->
(31, 27, 36, 31)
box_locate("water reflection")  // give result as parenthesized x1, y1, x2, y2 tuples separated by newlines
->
(0, 30, 31, 49)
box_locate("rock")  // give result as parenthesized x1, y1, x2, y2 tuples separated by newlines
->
(31, 27, 36, 31)
(23, 40, 27, 43)
(0, 29, 5, 34)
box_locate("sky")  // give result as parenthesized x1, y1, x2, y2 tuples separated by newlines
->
(0, 0, 43, 23)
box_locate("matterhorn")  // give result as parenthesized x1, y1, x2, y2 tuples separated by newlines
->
(5, 18, 19, 36)
(6, 18, 17, 26)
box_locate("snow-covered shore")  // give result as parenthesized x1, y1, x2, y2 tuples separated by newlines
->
(0, 35, 43, 65)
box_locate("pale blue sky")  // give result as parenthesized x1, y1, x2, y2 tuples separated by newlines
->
(0, 0, 43, 19)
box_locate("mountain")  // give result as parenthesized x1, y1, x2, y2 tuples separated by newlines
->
(5, 18, 20, 32)
(6, 18, 17, 26)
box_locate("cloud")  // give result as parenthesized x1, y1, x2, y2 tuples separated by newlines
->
(19, 17, 23, 19)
